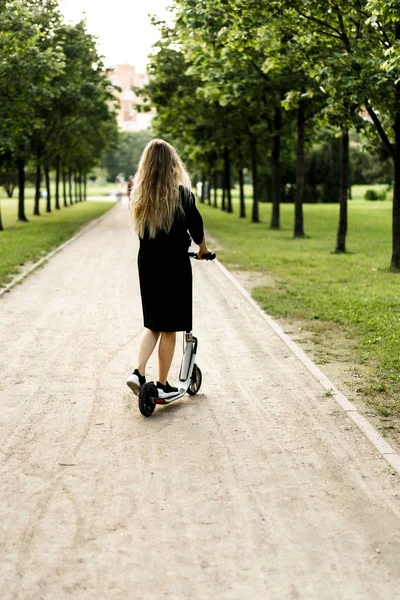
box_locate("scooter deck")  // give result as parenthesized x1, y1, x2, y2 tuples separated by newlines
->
(154, 387, 187, 405)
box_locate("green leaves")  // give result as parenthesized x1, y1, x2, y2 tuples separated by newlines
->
(0, 1, 118, 180)
(145, 0, 400, 181)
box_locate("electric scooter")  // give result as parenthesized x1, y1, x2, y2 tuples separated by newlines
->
(138, 250, 216, 417)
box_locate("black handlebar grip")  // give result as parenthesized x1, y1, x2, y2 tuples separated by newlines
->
(201, 252, 216, 261)
(188, 251, 216, 261)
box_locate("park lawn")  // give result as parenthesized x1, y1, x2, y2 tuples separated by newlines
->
(349, 184, 388, 201)
(0, 181, 116, 203)
(0, 197, 115, 287)
(198, 189, 400, 421)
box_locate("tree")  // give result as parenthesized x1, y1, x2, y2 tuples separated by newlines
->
(0, 3, 117, 229)
(362, 1, 400, 269)
(172, 2, 281, 223)
(279, 0, 400, 263)
(0, 0, 64, 221)
(146, 0, 400, 268)
(102, 130, 153, 181)
(144, 19, 239, 214)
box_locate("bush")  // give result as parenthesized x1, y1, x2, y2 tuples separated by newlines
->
(365, 189, 386, 201)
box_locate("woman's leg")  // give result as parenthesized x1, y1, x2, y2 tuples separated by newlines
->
(137, 328, 160, 375)
(158, 332, 176, 384)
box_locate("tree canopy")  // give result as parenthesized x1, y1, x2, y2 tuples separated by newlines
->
(145, 0, 400, 268)
(0, 0, 118, 225)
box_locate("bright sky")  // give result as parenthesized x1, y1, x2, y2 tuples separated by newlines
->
(59, 0, 171, 72)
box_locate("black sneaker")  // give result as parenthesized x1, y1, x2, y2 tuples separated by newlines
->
(126, 369, 146, 396)
(156, 381, 178, 399)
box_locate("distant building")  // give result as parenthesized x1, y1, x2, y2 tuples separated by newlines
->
(108, 64, 155, 131)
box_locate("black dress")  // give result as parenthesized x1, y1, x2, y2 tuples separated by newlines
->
(137, 186, 204, 332)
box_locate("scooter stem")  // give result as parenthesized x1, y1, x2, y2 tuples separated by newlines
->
(179, 333, 194, 382)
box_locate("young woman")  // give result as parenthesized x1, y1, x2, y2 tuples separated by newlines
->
(126, 139, 211, 399)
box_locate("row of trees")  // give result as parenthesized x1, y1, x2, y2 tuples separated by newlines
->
(102, 129, 392, 196)
(102, 130, 153, 182)
(144, 0, 400, 268)
(0, 0, 118, 230)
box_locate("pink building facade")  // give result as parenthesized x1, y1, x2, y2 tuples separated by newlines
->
(109, 64, 155, 131)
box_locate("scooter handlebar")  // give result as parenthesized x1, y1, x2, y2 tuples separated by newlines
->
(188, 251, 216, 261)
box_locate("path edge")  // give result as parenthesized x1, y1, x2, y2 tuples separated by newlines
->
(0, 201, 119, 299)
(2, 213, 398, 475)
(215, 258, 400, 476)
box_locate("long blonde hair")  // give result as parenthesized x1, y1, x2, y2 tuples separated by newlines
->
(130, 139, 191, 238)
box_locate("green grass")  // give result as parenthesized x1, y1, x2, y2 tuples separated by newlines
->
(0, 196, 115, 287)
(350, 183, 389, 201)
(0, 181, 117, 202)
(198, 185, 400, 418)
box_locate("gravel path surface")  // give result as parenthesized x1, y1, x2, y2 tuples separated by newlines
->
(1, 201, 400, 599)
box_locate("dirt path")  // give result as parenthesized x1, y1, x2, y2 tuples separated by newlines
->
(1, 201, 400, 600)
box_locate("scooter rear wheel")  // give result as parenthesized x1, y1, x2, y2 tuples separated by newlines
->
(138, 382, 157, 417)
(187, 364, 202, 396)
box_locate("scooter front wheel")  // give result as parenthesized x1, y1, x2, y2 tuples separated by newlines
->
(138, 382, 157, 417)
(187, 364, 202, 396)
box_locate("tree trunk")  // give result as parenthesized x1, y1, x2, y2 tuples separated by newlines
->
(0, 204, 3, 230)
(17, 158, 28, 222)
(84, 173, 87, 201)
(392, 119, 400, 268)
(55, 157, 60, 210)
(390, 21, 400, 268)
(200, 174, 205, 204)
(294, 100, 306, 238)
(62, 167, 68, 207)
(221, 181, 226, 211)
(207, 170, 212, 205)
(238, 164, 246, 218)
(76, 173, 79, 202)
(74, 173, 79, 203)
(213, 172, 218, 208)
(45, 165, 51, 213)
(69, 170, 74, 205)
(249, 132, 259, 223)
(79, 172, 83, 202)
(270, 106, 281, 230)
(33, 151, 41, 216)
(4, 183, 15, 198)
(392, 100, 400, 268)
(335, 128, 349, 253)
(224, 148, 233, 213)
